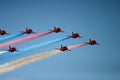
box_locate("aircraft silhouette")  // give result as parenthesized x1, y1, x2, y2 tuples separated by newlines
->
(50, 26, 64, 33)
(7, 46, 18, 52)
(21, 28, 36, 34)
(0, 29, 9, 35)
(69, 32, 82, 38)
(85, 39, 100, 45)
(56, 45, 71, 51)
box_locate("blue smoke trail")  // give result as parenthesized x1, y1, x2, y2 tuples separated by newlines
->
(0, 33, 24, 43)
(0, 37, 70, 64)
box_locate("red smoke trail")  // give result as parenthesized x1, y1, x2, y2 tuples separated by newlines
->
(0, 31, 52, 49)
(68, 43, 88, 50)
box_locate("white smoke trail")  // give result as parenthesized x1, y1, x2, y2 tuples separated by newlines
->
(0, 43, 87, 74)
(0, 50, 61, 74)
(0, 51, 8, 55)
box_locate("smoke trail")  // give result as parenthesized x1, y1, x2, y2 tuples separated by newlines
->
(0, 33, 24, 43)
(0, 50, 61, 74)
(18, 37, 70, 54)
(0, 51, 8, 55)
(21, 37, 70, 51)
(0, 31, 52, 49)
(0, 43, 87, 74)
(12, 37, 70, 56)
(68, 43, 88, 50)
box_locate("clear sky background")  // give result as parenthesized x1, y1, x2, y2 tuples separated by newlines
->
(0, 0, 120, 80)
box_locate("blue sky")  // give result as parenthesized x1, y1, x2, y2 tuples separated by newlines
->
(0, 0, 120, 80)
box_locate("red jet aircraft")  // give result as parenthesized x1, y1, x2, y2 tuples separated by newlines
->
(85, 39, 100, 45)
(50, 26, 63, 33)
(21, 28, 36, 34)
(0, 29, 9, 35)
(70, 32, 82, 38)
(56, 45, 71, 51)
(7, 46, 18, 52)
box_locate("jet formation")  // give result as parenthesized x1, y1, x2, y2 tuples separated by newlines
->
(0, 26, 99, 52)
